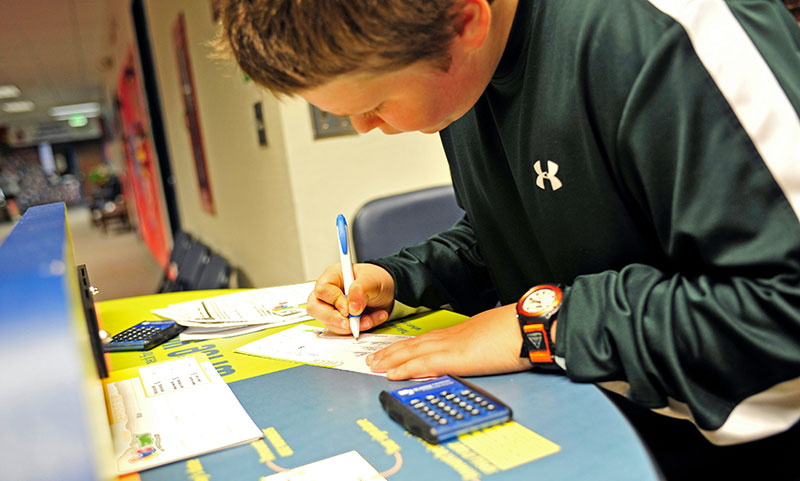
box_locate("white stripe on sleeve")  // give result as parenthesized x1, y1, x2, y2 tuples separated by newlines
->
(648, 0, 800, 222)
(598, 376, 800, 445)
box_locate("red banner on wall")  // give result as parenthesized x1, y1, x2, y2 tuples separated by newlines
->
(173, 12, 215, 215)
(117, 48, 170, 268)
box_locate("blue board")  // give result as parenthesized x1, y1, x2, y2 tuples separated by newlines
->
(0, 203, 113, 481)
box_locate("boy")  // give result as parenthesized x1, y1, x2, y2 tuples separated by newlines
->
(218, 0, 800, 477)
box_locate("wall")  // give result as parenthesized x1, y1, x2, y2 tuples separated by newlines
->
(144, 1, 306, 286)
(9, 117, 103, 148)
(106, 0, 451, 287)
(279, 100, 452, 281)
(102, 1, 130, 177)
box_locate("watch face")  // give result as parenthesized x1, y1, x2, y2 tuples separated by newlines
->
(519, 286, 561, 317)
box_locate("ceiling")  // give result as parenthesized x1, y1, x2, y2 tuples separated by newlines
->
(0, 0, 111, 128)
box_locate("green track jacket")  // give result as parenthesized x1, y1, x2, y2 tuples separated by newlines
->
(371, 0, 800, 445)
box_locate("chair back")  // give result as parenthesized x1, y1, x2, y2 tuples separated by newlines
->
(170, 231, 194, 266)
(157, 231, 195, 293)
(195, 254, 231, 290)
(174, 241, 210, 290)
(352, 185, 464, 262)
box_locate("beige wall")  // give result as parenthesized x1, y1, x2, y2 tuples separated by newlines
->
(102, 1, 130, 175)
(106, 0, 451, 287)
(278, 99, 452, 281)
(143, 1, 305, 287)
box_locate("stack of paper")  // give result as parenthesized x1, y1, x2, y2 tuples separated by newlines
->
(153, 281, 316, 340)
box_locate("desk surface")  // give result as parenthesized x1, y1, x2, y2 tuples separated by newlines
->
(99, 291, 660, 481)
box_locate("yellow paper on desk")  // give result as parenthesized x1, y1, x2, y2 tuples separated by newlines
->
(103, 355, 262, 475)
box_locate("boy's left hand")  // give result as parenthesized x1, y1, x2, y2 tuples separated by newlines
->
(366, 304, 534, 380)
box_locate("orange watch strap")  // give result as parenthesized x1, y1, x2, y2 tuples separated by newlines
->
(522, 323, 554, 363)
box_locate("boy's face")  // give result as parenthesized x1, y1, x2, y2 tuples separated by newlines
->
(300, 58, 483, 135)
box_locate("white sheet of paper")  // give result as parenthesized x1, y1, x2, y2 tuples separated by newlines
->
(105, 357, 263, 474)
(235, 324, 414, 376)
(262, 450, 386, 481)
(178, 323, 275, 341)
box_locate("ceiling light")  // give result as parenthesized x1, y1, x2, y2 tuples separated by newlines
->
(49, 102, 100, 117)
(2, 100, 35, 113)
(0, 85, 21, 99)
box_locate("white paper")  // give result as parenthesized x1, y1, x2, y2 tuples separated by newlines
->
(105, 357, 262, 474)
(137, 356, 208, 395)
(235, 324, 414, 376)
(179, 323, 275, 341)
(152, 282, 315, 330)
(262, 450, 386, 481)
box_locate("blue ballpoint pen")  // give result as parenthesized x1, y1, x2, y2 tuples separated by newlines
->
(337, 214, 361, 340)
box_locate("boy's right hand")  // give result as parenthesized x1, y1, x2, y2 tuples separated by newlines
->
(307, 262, 396, 335)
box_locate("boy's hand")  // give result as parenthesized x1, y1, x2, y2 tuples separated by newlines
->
(366, 304, 534, 380)
(307, 262, 396, 334)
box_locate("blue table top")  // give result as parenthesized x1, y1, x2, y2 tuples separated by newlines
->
(140, 365, 659, 480)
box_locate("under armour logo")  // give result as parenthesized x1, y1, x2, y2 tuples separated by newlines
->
(534, 160, 563, 191)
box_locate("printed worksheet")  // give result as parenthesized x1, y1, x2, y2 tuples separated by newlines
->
(150, 282, 315, 342)
(104, 356, 262, 474)
(235, 324, 413, 376)
(152, 281, 315, 327)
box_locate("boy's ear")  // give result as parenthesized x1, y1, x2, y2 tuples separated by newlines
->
(454, 0, 492, 51)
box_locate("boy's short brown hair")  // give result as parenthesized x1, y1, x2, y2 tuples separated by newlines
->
(786, 0, 800, 21)
(216, 0, 469, 95)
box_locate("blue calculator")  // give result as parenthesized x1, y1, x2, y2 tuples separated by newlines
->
(379, 375, 512, 444)
(103, 320, 186, 352)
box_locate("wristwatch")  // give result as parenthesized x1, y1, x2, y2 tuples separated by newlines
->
(517, 284, 563, 365)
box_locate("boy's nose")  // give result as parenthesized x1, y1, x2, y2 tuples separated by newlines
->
(350, 113, 385, 133)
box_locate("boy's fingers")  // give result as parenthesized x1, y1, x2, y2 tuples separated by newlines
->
(359, 310, 388, 331)
(313, 272, 340, 302)
(307, 284, 350, 332)
(347, 283, 366, 315)
(313, 266, 351, 317)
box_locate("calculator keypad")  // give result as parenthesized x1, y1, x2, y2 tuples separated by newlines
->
(411, 388, 490, 426)
(111, 326, 163, 342)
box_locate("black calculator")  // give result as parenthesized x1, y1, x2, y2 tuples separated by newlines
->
(103, 320, 186, 352)
(379, 375, 512, 444)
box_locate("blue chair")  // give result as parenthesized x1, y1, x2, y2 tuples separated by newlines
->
(352, 185, 464, 262)
(195, 253, 231, 290)
(166, 240, 210, 292)
(157, 230, 194, 293)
